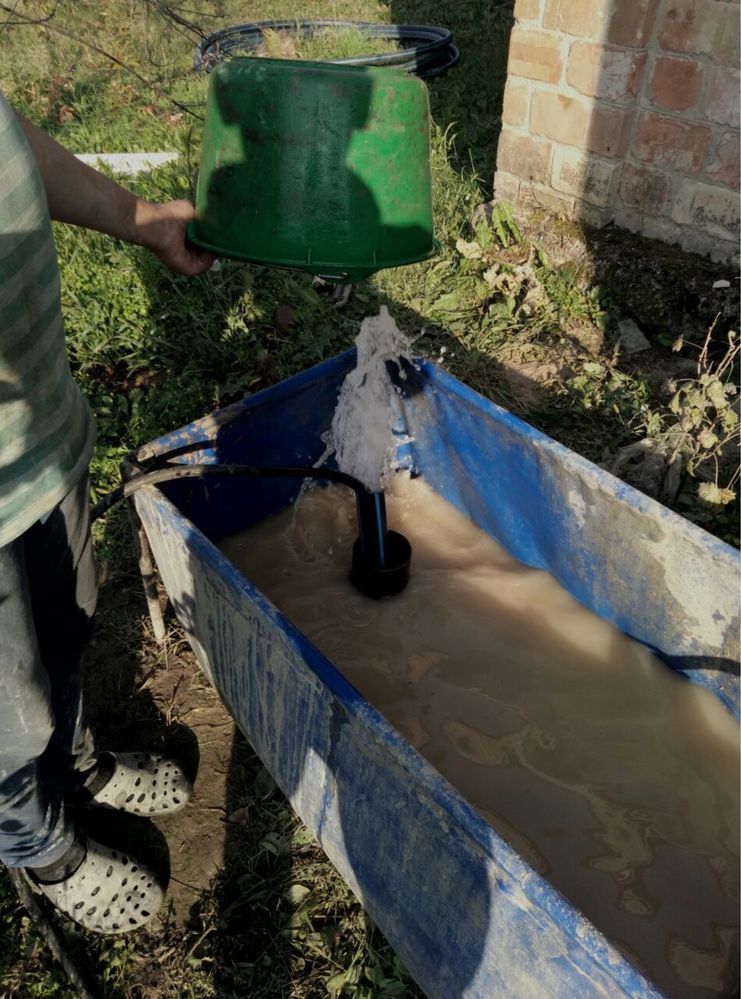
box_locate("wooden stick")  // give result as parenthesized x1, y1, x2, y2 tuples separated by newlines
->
(127, 500, 168, 645)
(7, 870, 99, 999)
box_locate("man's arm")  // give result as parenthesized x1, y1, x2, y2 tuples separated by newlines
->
(16, 112, 214, 276)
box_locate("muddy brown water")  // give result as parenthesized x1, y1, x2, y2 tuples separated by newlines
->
(219, 474, 739, 998)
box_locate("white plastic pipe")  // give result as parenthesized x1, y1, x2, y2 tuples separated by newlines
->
(75, 152, 179, 174)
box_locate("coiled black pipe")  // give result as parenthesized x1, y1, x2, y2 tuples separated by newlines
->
(194, 19, 460, 79)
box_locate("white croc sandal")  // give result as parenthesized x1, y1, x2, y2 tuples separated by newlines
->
(81, 751, 192, 817)
(31, 837, 164, 935)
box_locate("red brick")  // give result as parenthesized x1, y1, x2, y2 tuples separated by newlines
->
(705, 132, 740, 190)
(619, 162, 669, 214)
(520, 181, 577, 215)
(496, 128, 553, 185)
(514, 0, 541, 21)
(573, 203, 614, 228)
(641, 216, 684, 246)
(587, 106, 635, 159)
(502, 79, 531, 127)
(608, 0, 661, 47)
(543, 0, 607, 37)
(494, 170, 522, 203)
(531, 90, 590, 146)
(679, 227, 736, 261)
(671, 179, 740, 240)
(650, 55, 704, 112)
(703, 67, 740, 128)
(508, 27, 565, 84)
(660, 1, 740, 65)
(552, 148, 619, 206)
(567, 43, 646, 103)
(634, 112, 711, 173)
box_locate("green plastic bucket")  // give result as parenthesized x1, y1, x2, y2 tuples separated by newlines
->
(188, 57, 435, 282)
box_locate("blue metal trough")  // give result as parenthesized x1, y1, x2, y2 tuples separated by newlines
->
(133, 350, 739, 999)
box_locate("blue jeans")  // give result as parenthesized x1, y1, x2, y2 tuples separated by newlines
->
(0, 474, 97, 868)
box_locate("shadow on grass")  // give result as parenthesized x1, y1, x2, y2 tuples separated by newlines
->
(391, 0, 514, 182)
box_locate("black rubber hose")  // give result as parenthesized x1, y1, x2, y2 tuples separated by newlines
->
(91, 462, 371, 522)
(95, 457, 413, 597)
(195, 19, 460, 79)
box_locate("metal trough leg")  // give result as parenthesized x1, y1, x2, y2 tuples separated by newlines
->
(121, 457, 168, 645)
(127, 501, 167, 644)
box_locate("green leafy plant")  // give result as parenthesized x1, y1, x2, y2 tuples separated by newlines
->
(667, 326, 740, 506)
(488, 201, 522, 248)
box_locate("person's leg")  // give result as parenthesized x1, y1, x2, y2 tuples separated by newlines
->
(24, 473, 97, 786)
(1, 477, 166, 933)
(0, 536, 73, 868)
(22, 477, 193, 817)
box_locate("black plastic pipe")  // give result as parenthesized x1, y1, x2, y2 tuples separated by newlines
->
(93, 462, 411, 599)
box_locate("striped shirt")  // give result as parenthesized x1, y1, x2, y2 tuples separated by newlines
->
(0, 93, 93, 546)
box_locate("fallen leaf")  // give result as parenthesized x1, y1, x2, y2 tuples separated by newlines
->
(275, 304, 298, 331)
(698, 482, 736, 505)
(456, 238, 483, 260)
(226, 806, 250, 825)
(283, 883, 311, 907)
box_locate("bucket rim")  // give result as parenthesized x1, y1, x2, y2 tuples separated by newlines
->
(210, 53, 426, 85)
(187, 224, 438, 280)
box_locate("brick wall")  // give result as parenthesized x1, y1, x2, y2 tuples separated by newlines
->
(494, 0, 740, 260)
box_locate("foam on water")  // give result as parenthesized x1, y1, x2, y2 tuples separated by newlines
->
(323, 306, 414, 491)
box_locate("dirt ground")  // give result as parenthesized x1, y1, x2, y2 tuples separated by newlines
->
(81, 565, 248, 930)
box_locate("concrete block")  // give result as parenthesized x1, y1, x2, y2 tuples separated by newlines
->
(618, 319, 652, 353)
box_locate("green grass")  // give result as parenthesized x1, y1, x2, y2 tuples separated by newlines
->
(255, 24, 399, 62)
(183, 755, 421, 999)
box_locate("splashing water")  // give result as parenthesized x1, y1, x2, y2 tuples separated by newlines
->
(323, 307, 414, 492)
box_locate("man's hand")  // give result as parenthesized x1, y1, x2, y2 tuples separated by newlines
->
(135, 199, 214, 276)
(16, 110, 215, 276)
